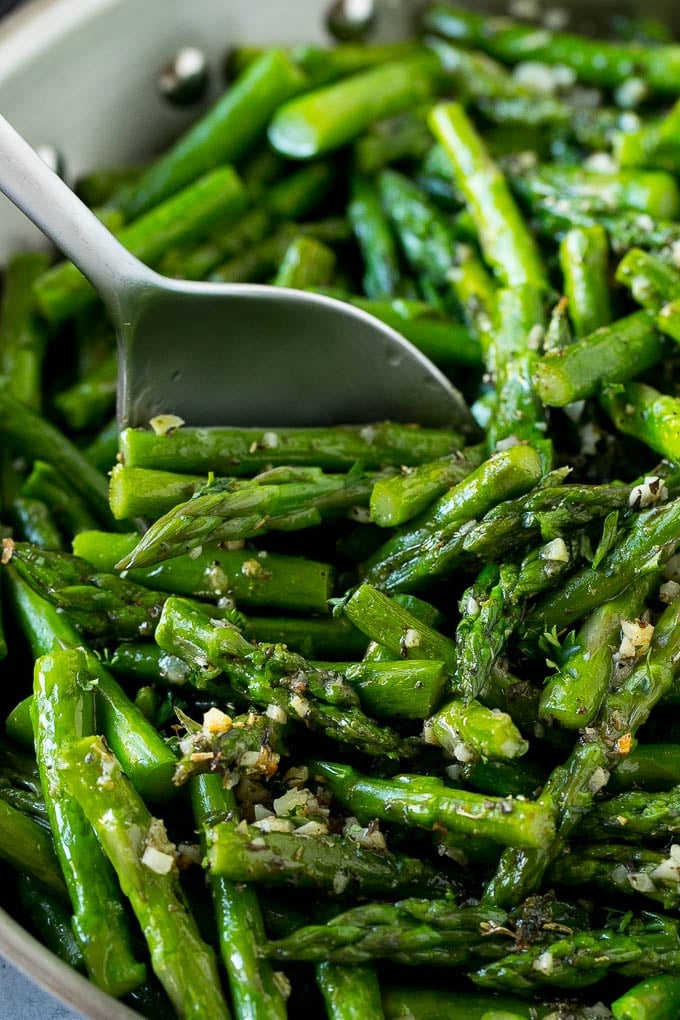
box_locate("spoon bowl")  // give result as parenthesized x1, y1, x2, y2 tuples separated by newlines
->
(0, 113, 471, 431)
(121, 275, 470, 428)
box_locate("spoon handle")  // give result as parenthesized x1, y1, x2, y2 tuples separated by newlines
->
(0, 113, 152, 309)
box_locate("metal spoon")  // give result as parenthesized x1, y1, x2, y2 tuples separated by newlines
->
(0, 114, 471, 431)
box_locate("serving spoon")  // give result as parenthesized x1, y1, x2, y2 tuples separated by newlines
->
(0, 114, 471, 431)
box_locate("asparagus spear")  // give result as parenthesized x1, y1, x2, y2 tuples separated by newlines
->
(191, 774, 287, 1020)
(549, 843, 680, 909)
(227, 41, 423, 85)
(614, 97, 680, 170)
(424, 43, 619, 151)
(559, 226, 612, 338)
(579, 787, 680, 841)
(381, 987, 543, 1020)
(343, 582, 457, 672)
(205, 821, 456, 898)
(5, 697, 35, 749)
(424, 696, 528, 762)
(159, 201, 265, 282)
(611, 975, 680, 1020)
(108, 629, 358, 689)
(83, 416, 118, 474)
(615, 247, 680, 315)
(120, 49, 305, 218)
(117, 466, 384, 569)
(35, 166, 246, 322)
(487, 595, 680, 909)
(349, 172, 402, 299)
(228, 42, 426, 84)
(309, 760, 555, 850)
(208, 217, 352, 283)
(364, 444, 543, 592)
(355, 107, 432, 174)
(473, 914, 680, 991)
(155, 597, 414, 759)
(421, 151, 544, 390)
(422, 4, 680, 94)
(599, 589, 680, 749)
(532, 310, 664, 407)
(530, 201, 680, 256)
(652, 303, 680, 348)
(54, 350, 117, 431)
(612, 745, 680, 793)
(525, 496, 680, 640)
(32, 649, 146, 996)
(428, 102, 548, 290)
(460, 479, 635, 568)
(343, 584, 518, 749)
(328, 659, 447, 719)
(269, 54, 442, 158)
(361, 592, 443, 659)
(0, 252, 51, 410)
(614, 247, 680, 349)
(483, 741, 608, 909)
(0, 377, 112, 526)
(161, 160, 338, 281)
(0, 798, 65, 897)
(486, 284, 551, 465)
(74, 529, 334, 615)
(60, 736, 231, 1018)
(11, 497, 63, 550)
(108, 465, 204, 519)
(455, 548, 573, 703)
(447, 242, 496, 347)
(4, 540, 167, 640)
(369, 445, 485, 527)
(266, 896, 511, 965)
(460, 757, 545, 800)
(119, 421, 466, 474)
(17, 874, 85, 973)
(510, 164, 680, 221)
(243, 614, 367, 660)
(317, 962, 385, 1020)
(7, 569, 177, 801)
(22, 460, 99, 537)
(601, 381, 680, 463)
(378, 168, 459, 289)
(543, 293, 572, 354)
(539, 576, 654, 729)
(426, 36, 571, 128)
(273, 235, 336, 289)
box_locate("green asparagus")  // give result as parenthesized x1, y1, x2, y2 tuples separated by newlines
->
(60, 736, 231, 1018)
(309, 760, 555, 850)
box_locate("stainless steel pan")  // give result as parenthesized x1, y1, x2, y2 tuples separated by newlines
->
(0, 0, 675, 1015)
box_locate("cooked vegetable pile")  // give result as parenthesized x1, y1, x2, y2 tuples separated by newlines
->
(3, 2, 680, 1018)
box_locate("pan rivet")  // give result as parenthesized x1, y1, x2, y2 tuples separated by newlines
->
(326, 0, 376, 41)
(158, 47, 210, 106)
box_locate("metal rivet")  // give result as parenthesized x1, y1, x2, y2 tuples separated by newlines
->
(158, 47, 210, 106)
(326, 0, 376, 41)
(34, 144, 65, 178)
